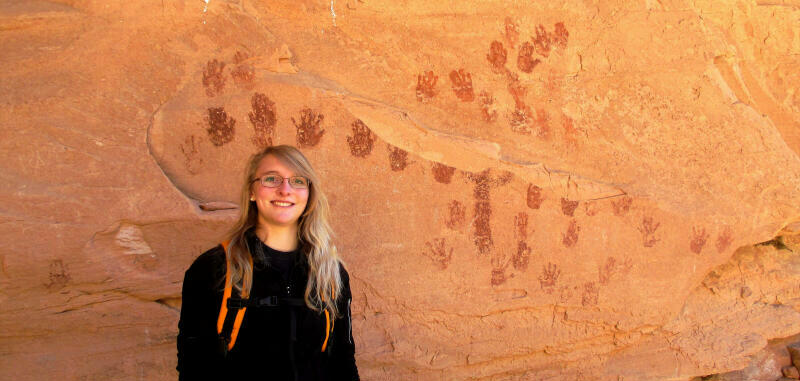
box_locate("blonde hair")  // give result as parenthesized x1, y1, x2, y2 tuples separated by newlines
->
(224, 145, 343, 316)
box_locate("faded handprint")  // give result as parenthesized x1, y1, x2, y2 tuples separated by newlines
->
(206, 107, 236, 146)
(423, 238, 453, 270)
(416, 71, 438, 102)
(292, 108, 325, 147)
(449, 69, 475, 102)
(347, 119, 375, 157)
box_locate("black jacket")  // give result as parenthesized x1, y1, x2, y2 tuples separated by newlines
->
(177, 238, 359, 380)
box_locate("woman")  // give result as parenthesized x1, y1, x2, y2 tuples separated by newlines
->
(177, 145, 359, 380)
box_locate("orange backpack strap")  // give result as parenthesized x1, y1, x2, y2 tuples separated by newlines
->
(216, 240, 251, 351)
(320, 284, 336, 352)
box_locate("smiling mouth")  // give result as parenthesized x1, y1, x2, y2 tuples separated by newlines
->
(271, 201, 294, 207)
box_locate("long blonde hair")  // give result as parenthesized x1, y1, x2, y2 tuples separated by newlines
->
(224, 145, 343, 317)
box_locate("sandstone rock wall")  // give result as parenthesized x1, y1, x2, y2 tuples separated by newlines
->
(1, 0, 800, 380)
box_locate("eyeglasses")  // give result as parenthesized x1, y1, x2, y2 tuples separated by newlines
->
(252, 174, 310, 189)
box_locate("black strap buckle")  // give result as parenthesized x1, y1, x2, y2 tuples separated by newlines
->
(227, 297, 249, 309)
(255, 296, 280, 307)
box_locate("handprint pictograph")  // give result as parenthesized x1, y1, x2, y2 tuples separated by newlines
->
(445, 200, 466, 230)
(388, 145, 409, 171)
(638, 216, 660, 248)
(581, 282, 599, 306)
(487, 40, 508, 72)
(292, 108, 325, 147)
(532, 24, 553, 58)
(538, 262, 560, 294)
(416, 71, 438, 102)
(432, 163, 456, 184)
(449, 69, 475, 102)
(598, 257, 633, 285)
(46, 259, 71, 290)
(479, 91, 498, 122)
(206, 107, 236, 146)
(560, 198, 579, 217)
(231, 51, 254, 88)
(690, 226, 709, 254)
(347, 119, 375, 158)
(527, 184, 544, 209)
(202, 59, 226, 97)
(553, 22, 569, 49)
(490, 251, 511, 286)
(423, 238, 453, 270)
(180, 135, 204, 174)
(715, 227, 733, 253)
(562, 219, 580, 247)
(249, 93, 276, 148)
(503, 17, 519, 48)
(611, 196, 632, 216)
(517, 42, 540, 73)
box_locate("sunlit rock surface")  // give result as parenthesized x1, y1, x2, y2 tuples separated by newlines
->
(1, 1, 799, 380)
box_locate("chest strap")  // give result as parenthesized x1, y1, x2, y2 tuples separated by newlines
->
(215, 240, 334, 353)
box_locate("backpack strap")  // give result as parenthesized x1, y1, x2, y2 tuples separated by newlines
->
(216, 239, 335, 353)
(216, 240, 251, 351)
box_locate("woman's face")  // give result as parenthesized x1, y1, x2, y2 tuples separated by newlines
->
(250, 155, 310, 230)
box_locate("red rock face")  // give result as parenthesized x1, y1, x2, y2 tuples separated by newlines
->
(3, 1, 800, 380)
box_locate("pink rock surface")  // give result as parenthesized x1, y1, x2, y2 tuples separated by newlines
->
(1, 1, 800, 380)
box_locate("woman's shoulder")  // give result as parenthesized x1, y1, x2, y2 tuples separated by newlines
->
(185, 244, 226, 281)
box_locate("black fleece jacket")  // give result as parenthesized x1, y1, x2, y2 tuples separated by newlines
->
(176, 236, 359, 380)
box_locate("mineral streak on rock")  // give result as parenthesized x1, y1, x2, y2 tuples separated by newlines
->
(205, 107, 235, 146)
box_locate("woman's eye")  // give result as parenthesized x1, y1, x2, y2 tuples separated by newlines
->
(264, 176, 278, 183)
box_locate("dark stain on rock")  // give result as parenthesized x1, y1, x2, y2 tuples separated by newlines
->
(249, 93, 276, 148)
(292, 108, 325, 147)
(206, 107, 236, 146)
(347, 119, 375, 158)
(474, 201, 493, 254)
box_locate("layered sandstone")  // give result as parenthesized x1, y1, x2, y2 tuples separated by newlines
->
(1, 0, 800, 380)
